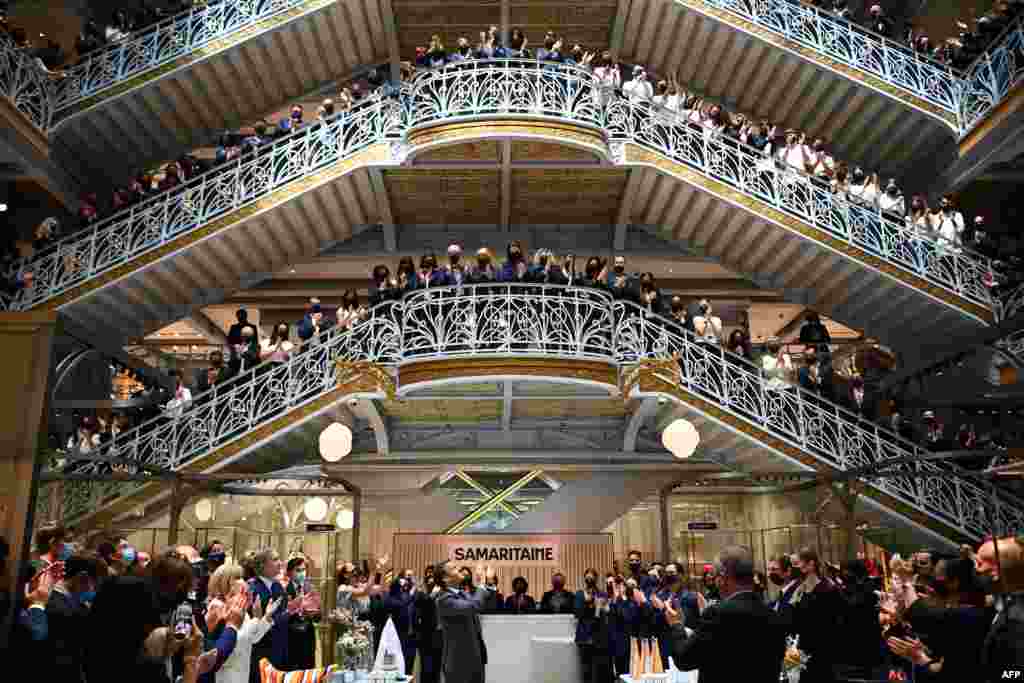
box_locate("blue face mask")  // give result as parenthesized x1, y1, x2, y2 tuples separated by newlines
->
(78, 590, 96, 604)
(122, 547, 136, 563)
(58, 544, 72, 561)
(293, 571, 306, 586)
(207, 552, 226, 566)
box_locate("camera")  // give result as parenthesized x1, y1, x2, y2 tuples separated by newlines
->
(172, 602, 193, 640)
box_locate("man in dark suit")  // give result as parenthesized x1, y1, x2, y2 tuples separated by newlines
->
(975, 537, 1024, 682)
(664, 545, 787, 683)
(434, 561, 495, 683)
(46, 553, 104, 683)
(247, 549, 290, 683)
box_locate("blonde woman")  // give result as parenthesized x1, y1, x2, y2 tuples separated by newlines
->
(207, 563, 283, 683)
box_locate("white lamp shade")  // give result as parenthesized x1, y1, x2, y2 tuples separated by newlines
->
(194, 498, 214, 522)
(662, 418, 700, 459)
(336, 509, 354, 530)
(319, 422, 353, 462)
(304, 497, 329, 522)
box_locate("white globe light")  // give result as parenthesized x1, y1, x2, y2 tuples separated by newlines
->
(319, 422, 352, 462)
(336, 509, 354, 530)
(662, 418, 700, 459)
(304, 497, 329, 522)
(194, 498, 214, 522)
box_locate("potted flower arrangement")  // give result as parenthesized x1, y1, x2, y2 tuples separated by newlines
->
(781, 635, 811, 682)
(330, 607, 375, 677)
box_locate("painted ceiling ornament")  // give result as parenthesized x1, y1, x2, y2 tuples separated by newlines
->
(334, 360, 397, 400)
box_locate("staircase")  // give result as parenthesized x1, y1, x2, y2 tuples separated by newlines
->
(46, 287, 1024, 548)
(3, 0, 389, 192)
(2, 62, 1000, 369)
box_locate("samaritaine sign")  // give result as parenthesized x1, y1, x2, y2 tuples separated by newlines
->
(450, 544, 557, 564)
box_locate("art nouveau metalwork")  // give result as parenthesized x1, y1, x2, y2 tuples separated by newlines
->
(50, 0, 318, 115)
(3, 95, 404, 310)
(56, 285, 1024, 540)
(0, 32, 56, 130)
(705, 0, 961, 117)
(4, 61, 1000, 317)
(958, 16, 1024, 135)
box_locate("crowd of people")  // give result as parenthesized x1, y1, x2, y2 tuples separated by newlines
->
(11, 526, 1021, 683)
(6, 19, 1024, 308)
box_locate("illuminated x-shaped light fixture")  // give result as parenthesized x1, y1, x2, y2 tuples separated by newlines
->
(445, 470, 544, 534)
(452, 469, 524, 518)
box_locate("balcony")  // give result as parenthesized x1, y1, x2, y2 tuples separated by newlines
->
(51, 283, 1024, 546)
(0, 0, 387, 190)
(2, 61, 1001, 368)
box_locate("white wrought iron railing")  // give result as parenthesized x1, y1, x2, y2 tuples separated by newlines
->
(0, 0, 1022, 142)
(50, 0, 320, 117)
(3, 60, 1001, 318)
(705, 0, 961, 116)
(2, 94, 404, 310)
(52, 284, 1024, 540)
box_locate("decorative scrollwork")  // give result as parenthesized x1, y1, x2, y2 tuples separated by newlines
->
(3, 61, 999, 318)
(335, 360, 397, 400)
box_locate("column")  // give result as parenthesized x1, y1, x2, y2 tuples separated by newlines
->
(0, 311, 59, 647)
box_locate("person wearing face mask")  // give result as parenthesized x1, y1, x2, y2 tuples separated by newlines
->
(878, 178, 905, 218)
(846, 167, 879, 208)
(466, 248, 497, 285)
(574, 568, 608, 682)
(625, 550, 656, 594)
(654, 563, 700, 669)
(832, 560, 887, 681)
(807, 137, 835, 180)
(415, 569, 443, 683)
(623, 65, 653, 102)
(504, 576, 537, 613)
(34, 523, 69, 570)
(663, 546, 787, 682)
(580, 256, 608, 289)
(692, 298, 721, 346)
(767, 555, 800, 620)
(382, 571, 418, 673)
(369, 264, 395, 306)
(481, 570, 504, 613)
(789, 548, 842, 683)
(540, 573, 574, 614)
(86, 576, 214, 683)
(929, 194, 965, 255)
(445, 243, 466, 286)
(416, 252, 446, 289)
(497, 241, 528, 282)
(669, 295, 690, 331)
(636, 272, 663, 315)
(605, 255, 638, 303)
(524, 248, 553, 284)
(260, 322, 294, 367)
(284, 557, 318, 670)
(45, 552, 105, 682)
(205, 564, 277, 683)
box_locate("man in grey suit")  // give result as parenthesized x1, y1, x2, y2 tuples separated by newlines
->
(433, 561, 496, 683)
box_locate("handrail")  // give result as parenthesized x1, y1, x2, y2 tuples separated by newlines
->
(0, 0, 1021, 142)
(4, 93, 404, 310)
(49, 0, 321, 117)
(703, 0, 961, 110)
(55, 283, 1024, 540)
(2, 60, 998, 316)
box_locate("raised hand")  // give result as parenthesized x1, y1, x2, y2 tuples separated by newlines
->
(663, 601, 682, 627)
(264, 597, 284, 621)
(251, 595, 264, 620)
(225, 594, 245, 629)
(26, 569, 53, 605)
(696, 591, 707, 613)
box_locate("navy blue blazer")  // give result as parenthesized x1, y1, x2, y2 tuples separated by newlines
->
(247, 577, 289, 667)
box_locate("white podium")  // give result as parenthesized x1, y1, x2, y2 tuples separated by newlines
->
(478, 614, 579, 683)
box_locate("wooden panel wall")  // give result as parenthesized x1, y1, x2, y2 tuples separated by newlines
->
(394, 533, 613, 595)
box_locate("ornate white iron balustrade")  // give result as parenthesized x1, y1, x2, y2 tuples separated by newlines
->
(0, 32, 56, 130)
(612, 298, 1024, 541)
(2, 95, 404, 311)
(53, 284, 1024, 540)
(952, 14, 1024, 135)
(0, 0, 1021, 140)
(407, 60, 996, 312)
(49, 0, 318, 116)
(707, 0, 961, 116)
(1, 60, 999, 316)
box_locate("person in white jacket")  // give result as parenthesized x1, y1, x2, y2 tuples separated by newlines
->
(206, 563, 283, 683)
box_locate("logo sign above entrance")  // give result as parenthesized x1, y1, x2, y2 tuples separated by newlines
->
(393, 534, 612, 596)
(450, 543, 558, 566)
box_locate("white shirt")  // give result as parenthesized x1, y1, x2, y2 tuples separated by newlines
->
(623, 77, 653, 103)
(847, 181, 878, 208)
(165, 387, 192, 419)
(878, 192, 905, 215)
(216, 617, 269, 683)
(929, 210, 964, 251)
(779, 145, 808, 174)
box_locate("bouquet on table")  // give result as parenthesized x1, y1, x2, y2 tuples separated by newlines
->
(780, 635, 811, 682)
(330, 608, 374, 671)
